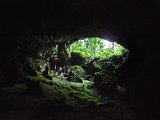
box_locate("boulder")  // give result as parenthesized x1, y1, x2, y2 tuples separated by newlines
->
(67, 76, 83, 83)
(25, 78, 42, 95)
(23, 64, 37, 76)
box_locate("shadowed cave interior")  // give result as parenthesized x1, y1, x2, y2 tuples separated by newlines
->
(22, 37, 129, 104)
(0, 0, 160, 120)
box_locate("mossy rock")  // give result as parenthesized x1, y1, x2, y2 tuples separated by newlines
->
(67, 76, 83, 83)
(94, 72, 104, 84)
(27, 58, 45, 72)
(84, 75, 93, 81)
(70, 65, 85, 78)
(70, 52, 85, 65)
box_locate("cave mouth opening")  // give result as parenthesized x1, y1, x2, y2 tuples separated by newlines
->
(24, 36, 129, 106)
(68, 37, 129, 97)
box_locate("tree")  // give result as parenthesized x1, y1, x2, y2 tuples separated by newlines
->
(84, 38, 104, 58)
(69, 37, 127, 60)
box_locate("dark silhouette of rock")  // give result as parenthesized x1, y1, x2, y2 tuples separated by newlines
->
(25, 78, 42, 95)
(23, 64, 37, 76)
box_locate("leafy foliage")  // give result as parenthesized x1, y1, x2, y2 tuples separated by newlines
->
(69, 38, 129, 97)
(25, 37, 129, 104)
(70, 37, 128, 60)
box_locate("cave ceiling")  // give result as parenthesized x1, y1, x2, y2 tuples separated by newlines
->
(1, 0, 159, 46)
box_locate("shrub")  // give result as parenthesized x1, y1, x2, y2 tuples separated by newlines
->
(69, 52, 85, 65)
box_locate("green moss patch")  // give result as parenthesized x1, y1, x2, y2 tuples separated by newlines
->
(26, 73, 101, 107)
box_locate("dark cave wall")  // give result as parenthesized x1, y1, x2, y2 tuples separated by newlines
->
(122, 33, 160, 119)
(0, 0, 160, 119)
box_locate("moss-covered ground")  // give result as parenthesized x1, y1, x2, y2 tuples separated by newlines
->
(0, 83, 138, 120)
(26, 73, 101, 107)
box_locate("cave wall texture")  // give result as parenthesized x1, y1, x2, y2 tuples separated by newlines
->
(0, 0, 160, 119)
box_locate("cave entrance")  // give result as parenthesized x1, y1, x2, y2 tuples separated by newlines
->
(68, 37, 129, 96)
(69, 37, 128, 62)
(26, 36, 129, 106)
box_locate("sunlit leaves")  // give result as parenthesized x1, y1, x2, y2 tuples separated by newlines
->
(70, 37, 126, 60)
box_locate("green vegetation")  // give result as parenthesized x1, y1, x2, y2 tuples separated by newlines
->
(24, 37, 129, 106)
(25, 73, 101, 107)
(70, 37, 127, 60)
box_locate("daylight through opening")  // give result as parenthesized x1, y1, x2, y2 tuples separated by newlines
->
(26, 37, 129, 106)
